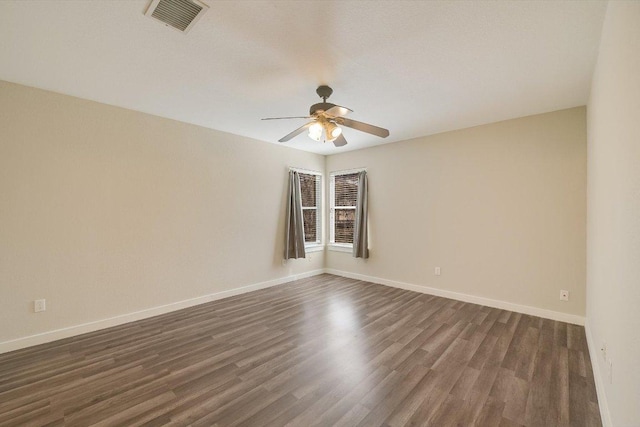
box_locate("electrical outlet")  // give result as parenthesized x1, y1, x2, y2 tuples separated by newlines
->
(435, 267, 441, 276)
(560, 290, 569, 301)
(282, 259, 287, 266)
(34, 299, 46, 312)
(601, 342, 607, 360)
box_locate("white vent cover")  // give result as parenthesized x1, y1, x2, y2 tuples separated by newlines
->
(145, 0, 208, 33)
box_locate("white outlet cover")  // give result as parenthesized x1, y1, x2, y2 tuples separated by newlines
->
(560, 290, 569, 301)
(435, 267, 441, 276)
(34, 299, 46, 312)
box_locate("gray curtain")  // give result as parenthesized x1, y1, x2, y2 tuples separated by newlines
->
(285, 170, 306, 259)
(353, 170, 369, 259)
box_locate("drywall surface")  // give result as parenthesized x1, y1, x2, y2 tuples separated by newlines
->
(0, 81, 324, 345)
(586, 1, 640, 425)
(327, 107, 587, 317)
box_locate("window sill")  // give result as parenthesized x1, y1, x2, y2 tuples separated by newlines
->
(327, 244, 353, 253)
(305, 244, 325, 253)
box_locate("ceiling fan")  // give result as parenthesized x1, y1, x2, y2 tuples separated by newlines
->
(262, 85, 390, 147)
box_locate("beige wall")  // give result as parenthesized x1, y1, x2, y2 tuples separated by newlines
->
(0, 81, 590, 350)
(586, 2, 640, 425)
(0, 80, 324, 344)
(326, 107, 587, 317)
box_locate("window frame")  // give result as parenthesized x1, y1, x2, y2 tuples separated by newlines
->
(291, 168, 324, 252)
(328, 168, 365, 252)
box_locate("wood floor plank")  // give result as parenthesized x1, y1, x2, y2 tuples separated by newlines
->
(383, 369, 439, 427)
(502, 375, 530, 425)
(474, 396, 506, 427)
(0, 274, 601, 426)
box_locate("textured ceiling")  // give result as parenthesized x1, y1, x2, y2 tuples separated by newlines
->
(0, 1, 607, 155)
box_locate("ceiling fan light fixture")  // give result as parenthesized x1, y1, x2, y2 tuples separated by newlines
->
(326, 122, 342, 140)
(308, 122, 323, 141)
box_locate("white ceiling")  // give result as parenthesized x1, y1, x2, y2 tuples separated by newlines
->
(0, 1, 607, 155)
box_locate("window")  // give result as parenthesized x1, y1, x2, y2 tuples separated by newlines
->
(297, 171, 322, 247)
(329, 170, 362, 248)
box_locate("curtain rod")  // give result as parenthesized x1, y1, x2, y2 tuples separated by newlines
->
(329, 167, 367, 175)
(287, 166, 367, 175)
(288, 166, 322, 175)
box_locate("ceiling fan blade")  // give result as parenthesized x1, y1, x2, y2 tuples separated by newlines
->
(278, 122, 313, 142)
(337, 117, 389, 138)
(333, 134, 348, 147)
(325, 105, 353, 117)
(262, 116, 310, 120)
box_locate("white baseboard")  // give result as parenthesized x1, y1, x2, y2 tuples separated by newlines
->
(1, 267, 586, 355)
(0, 269, 325, 355)
(584, 319, 613, 427)
(325, 269, 585, 326)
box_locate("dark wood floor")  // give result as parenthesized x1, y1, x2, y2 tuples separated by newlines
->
(0, 274, 601, 426)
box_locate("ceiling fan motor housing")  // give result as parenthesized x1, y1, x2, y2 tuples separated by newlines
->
(310, 102, 336, 115)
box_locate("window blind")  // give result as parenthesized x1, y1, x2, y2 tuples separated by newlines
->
(330, 172, 360, 244)
(299, 172, 321, 244)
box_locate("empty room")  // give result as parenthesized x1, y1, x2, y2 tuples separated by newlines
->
(1, 1, 638, 426)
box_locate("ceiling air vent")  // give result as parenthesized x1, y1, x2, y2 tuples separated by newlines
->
(145, 0, 209, 33)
